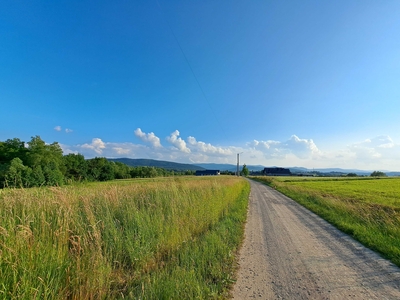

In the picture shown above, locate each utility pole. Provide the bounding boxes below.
[237,153,239,176]
[237,152,242,176]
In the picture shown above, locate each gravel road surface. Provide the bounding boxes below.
[232,179,400,299]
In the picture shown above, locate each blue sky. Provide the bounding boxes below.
[1,1,400,170]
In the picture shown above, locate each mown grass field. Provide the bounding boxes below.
[252,176,400,267]
[0,176,250,299]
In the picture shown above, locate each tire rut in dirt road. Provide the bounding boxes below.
[232,179,400,299]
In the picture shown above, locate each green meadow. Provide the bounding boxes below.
[252,176,400,267]
[0,176,249,299]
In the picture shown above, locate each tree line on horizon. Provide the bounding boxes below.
[0,136,195,188]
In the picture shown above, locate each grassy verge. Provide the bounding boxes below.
[251,176,400,267]
[0,176,249,299]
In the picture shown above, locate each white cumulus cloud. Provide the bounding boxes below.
[112,147,131,155]
[81,138,106,155]
[249,139,281,150]
[134,128,162,148]
[166,130,191,153]
[65,128,73,133]
[187,136,233,155]
[54,126,62,132]
[249,135,320,159]
[249,139,285,158]
[367,135,394,149]
[347,135,398,162]
[284,135,320,159]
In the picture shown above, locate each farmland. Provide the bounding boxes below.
[0,176,249,299]
[252,176,400,267]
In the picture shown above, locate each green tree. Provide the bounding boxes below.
[0,138,29,187]
[63,153,88,181]
[26,136,47,167]
[30,165,46,187]
[347,173,358,177]
[156,167,167,177]
[0,138,28,165]
[43,161,64,186]
[129,167,140,178]
[112,162,131,179]
[370,171,387,177]
[87,157,115,181]
[4,158,29,188]
[241,164,249,176]
[27,136,64,167]
[0,163,8,187]
[26,136,65,186]
[148,167,158,178]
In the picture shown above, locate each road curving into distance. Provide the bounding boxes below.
[232,179,400,299]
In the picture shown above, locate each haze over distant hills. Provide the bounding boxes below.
[107,159,400,176]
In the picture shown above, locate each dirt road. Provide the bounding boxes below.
[232,179,400,299]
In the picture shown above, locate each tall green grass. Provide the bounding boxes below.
[252,176,400,267]
[0,176,249,299]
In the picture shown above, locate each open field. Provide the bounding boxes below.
[0,176,249,299]
[251,176,400,267]
[274,176,400,207]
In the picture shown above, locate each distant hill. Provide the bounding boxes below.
[108,158,205,171]
[289,167,368,176]
[289,167,400,176]
[194,163,266,172]
[193,163,235,171]
[315,168,371,175]
[387,172,400,177]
